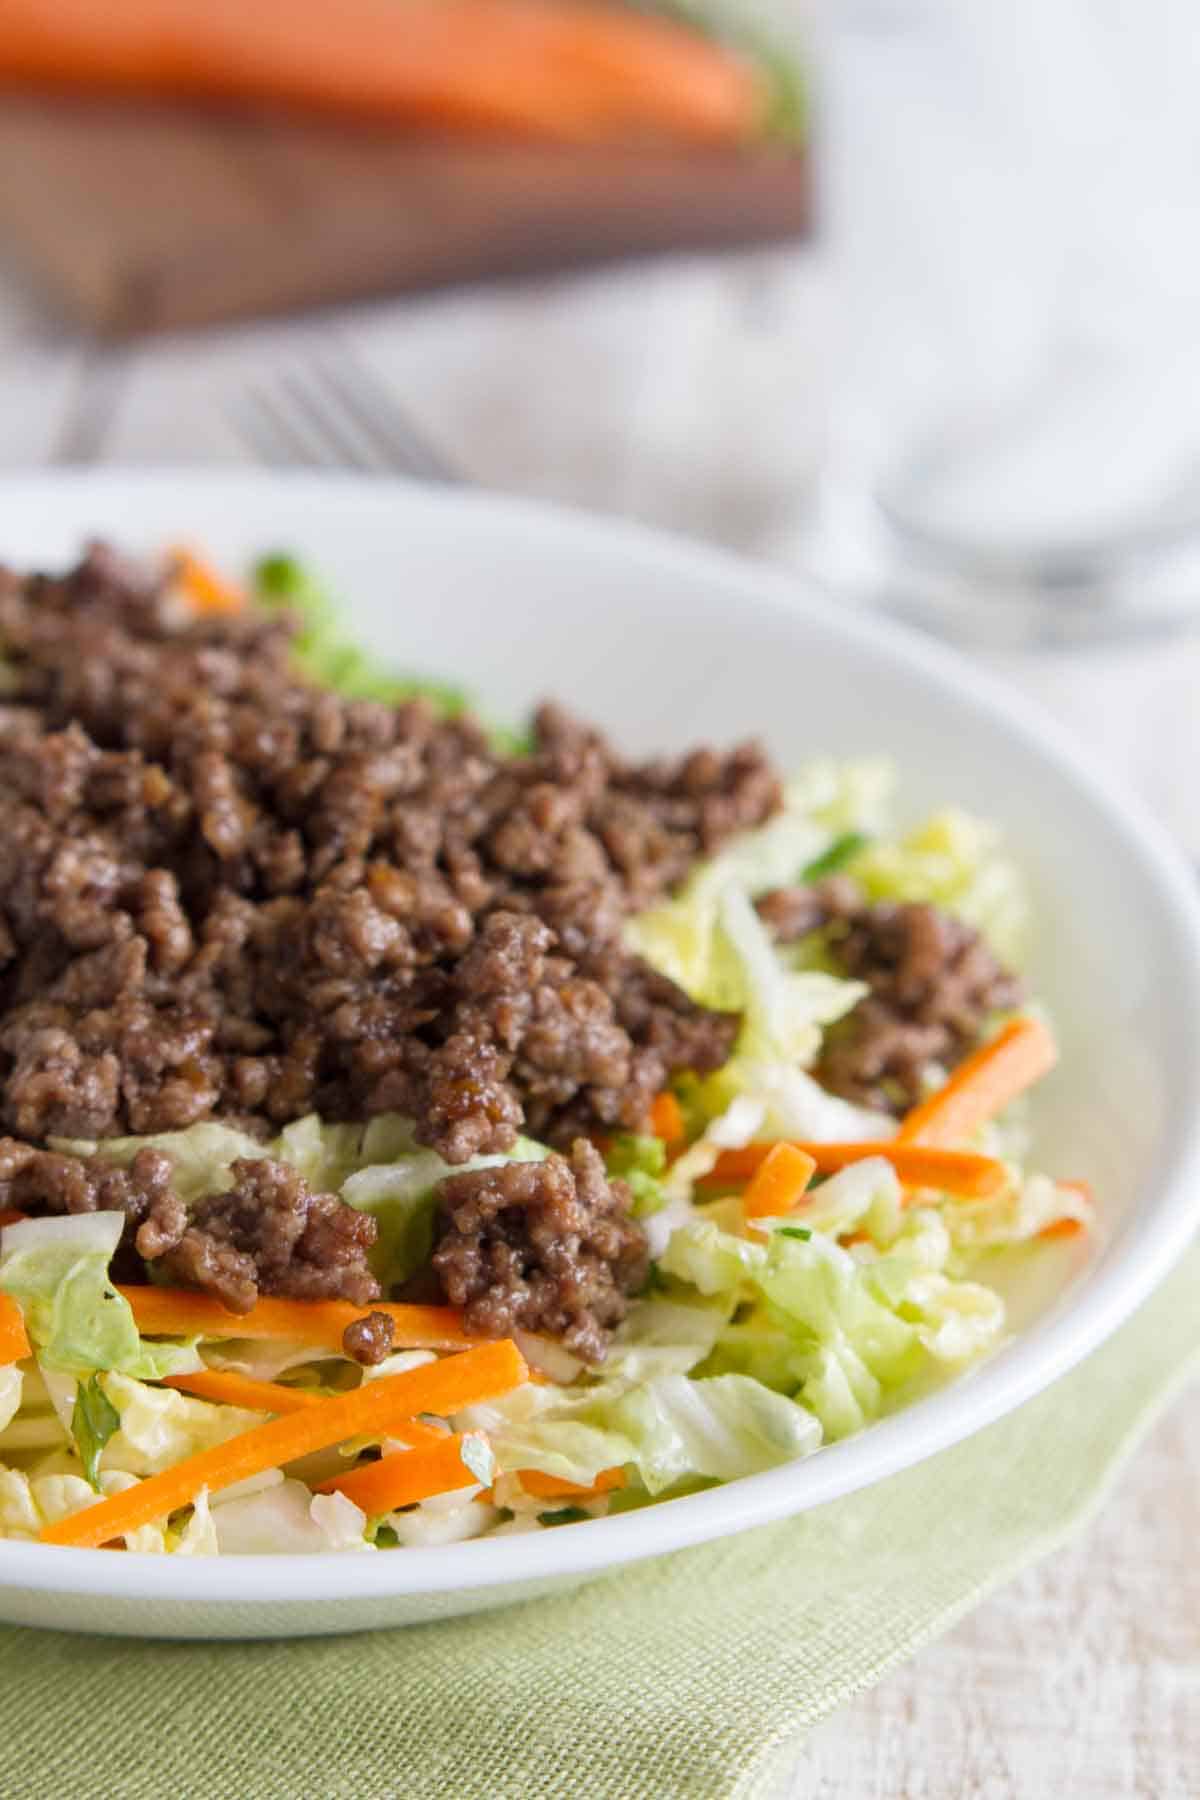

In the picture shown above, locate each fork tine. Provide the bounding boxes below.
[229,350,464,483]
[274,372,379,471]
[306,350,462,484]
[231,381,345,470]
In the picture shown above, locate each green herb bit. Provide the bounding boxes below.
[71,1374,121,1492]
[539,1506,591,1528]
[777,1225,813,1242]
[800,831,870,883]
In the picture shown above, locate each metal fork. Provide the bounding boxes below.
[230,344,464,484]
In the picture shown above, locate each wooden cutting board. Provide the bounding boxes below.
[0,95,809,338]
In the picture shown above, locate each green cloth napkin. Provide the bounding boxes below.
[4,1243,1197,1800]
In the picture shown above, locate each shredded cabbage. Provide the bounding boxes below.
[656,1177,1008,1441]
[849,808,1030,964]
[0,1215,199,1380]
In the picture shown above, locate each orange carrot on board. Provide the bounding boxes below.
[896,1017,1058,1149]
[741,1142,817,1226]
[703,1141,1010,1200]
[171,547,245,615]
[0,0,761,146]
[118,1287,472,1353]
[0,1295,30,1366]
[39,1340,526,1549]
[315,1433,485,1513]
[649,1091,685,1148]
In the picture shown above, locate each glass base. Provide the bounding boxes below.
[795,484,1200,651]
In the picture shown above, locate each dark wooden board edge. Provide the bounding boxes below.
[0,97,810,337]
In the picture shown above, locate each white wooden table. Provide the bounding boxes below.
[2,244,1197,1795]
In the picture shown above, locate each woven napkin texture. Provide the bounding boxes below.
[2,1241,1196,1800]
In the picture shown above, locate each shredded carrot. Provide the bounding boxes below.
[649,1091,685,1148]
[171,547,245,615]
[1040,1217,1085,1240]
[0,1295,30,1365]
[39,1339,526,1549]
[1039,1180,1093,1240]
[315,1433,485,1513]
[897,1017,1058,1149]
[517,1466,625,1501]
[385,1418,452,1450]
[161,1369,324,1414]
[742,1142,817,1225]
[118,1287,472,1353]
[162,1373,445,1449]
[704,1141,1009,1200]
[0,1209,27,1228]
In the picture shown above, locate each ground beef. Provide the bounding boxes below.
[155,1158,380,1314]
[0,544,779,1351]
[0,546,775,1163]
[431,1138,648,1363]
[342,1310,396,1366]
[0,1136,378,1310]
[757,879,1023,1112]
[0,1138,187,1266]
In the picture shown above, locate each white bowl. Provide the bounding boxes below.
[1,468,1198,1640]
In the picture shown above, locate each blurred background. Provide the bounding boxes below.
[0,0,1197,848]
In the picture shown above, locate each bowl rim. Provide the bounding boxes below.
[2,464,1200,1610]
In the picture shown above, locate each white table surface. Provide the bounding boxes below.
[1,244,1197,1796]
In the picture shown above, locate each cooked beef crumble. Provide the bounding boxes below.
[0,545,779,1345]
[0,1135,380,1313]
[341,1309,396,1367]
[757,878,1022,1112]
[432,1138,647,1364]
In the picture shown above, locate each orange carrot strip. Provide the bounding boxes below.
[171,547,245,615]
[517,1466,625,1500]
[161,1370,324,1414]
[0,1295,30,1365]
[1039,1180,1093,1241]
[649,1091,685,1147]
[162,1372,457,1441]
[0,0,760,147]
[39,1340,526,1549]
[897,1018,1058,1149]
[315,1434,485,1512]
[704,1141,1009,1199]
[742,1143,817,1225]
[385,1418,452,1450]
[118,1287,471,1352]
[1040,1218,1086,1241]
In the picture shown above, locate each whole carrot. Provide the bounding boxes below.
[0,0,762,146]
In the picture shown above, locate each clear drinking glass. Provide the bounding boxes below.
[800,0,1200,645]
